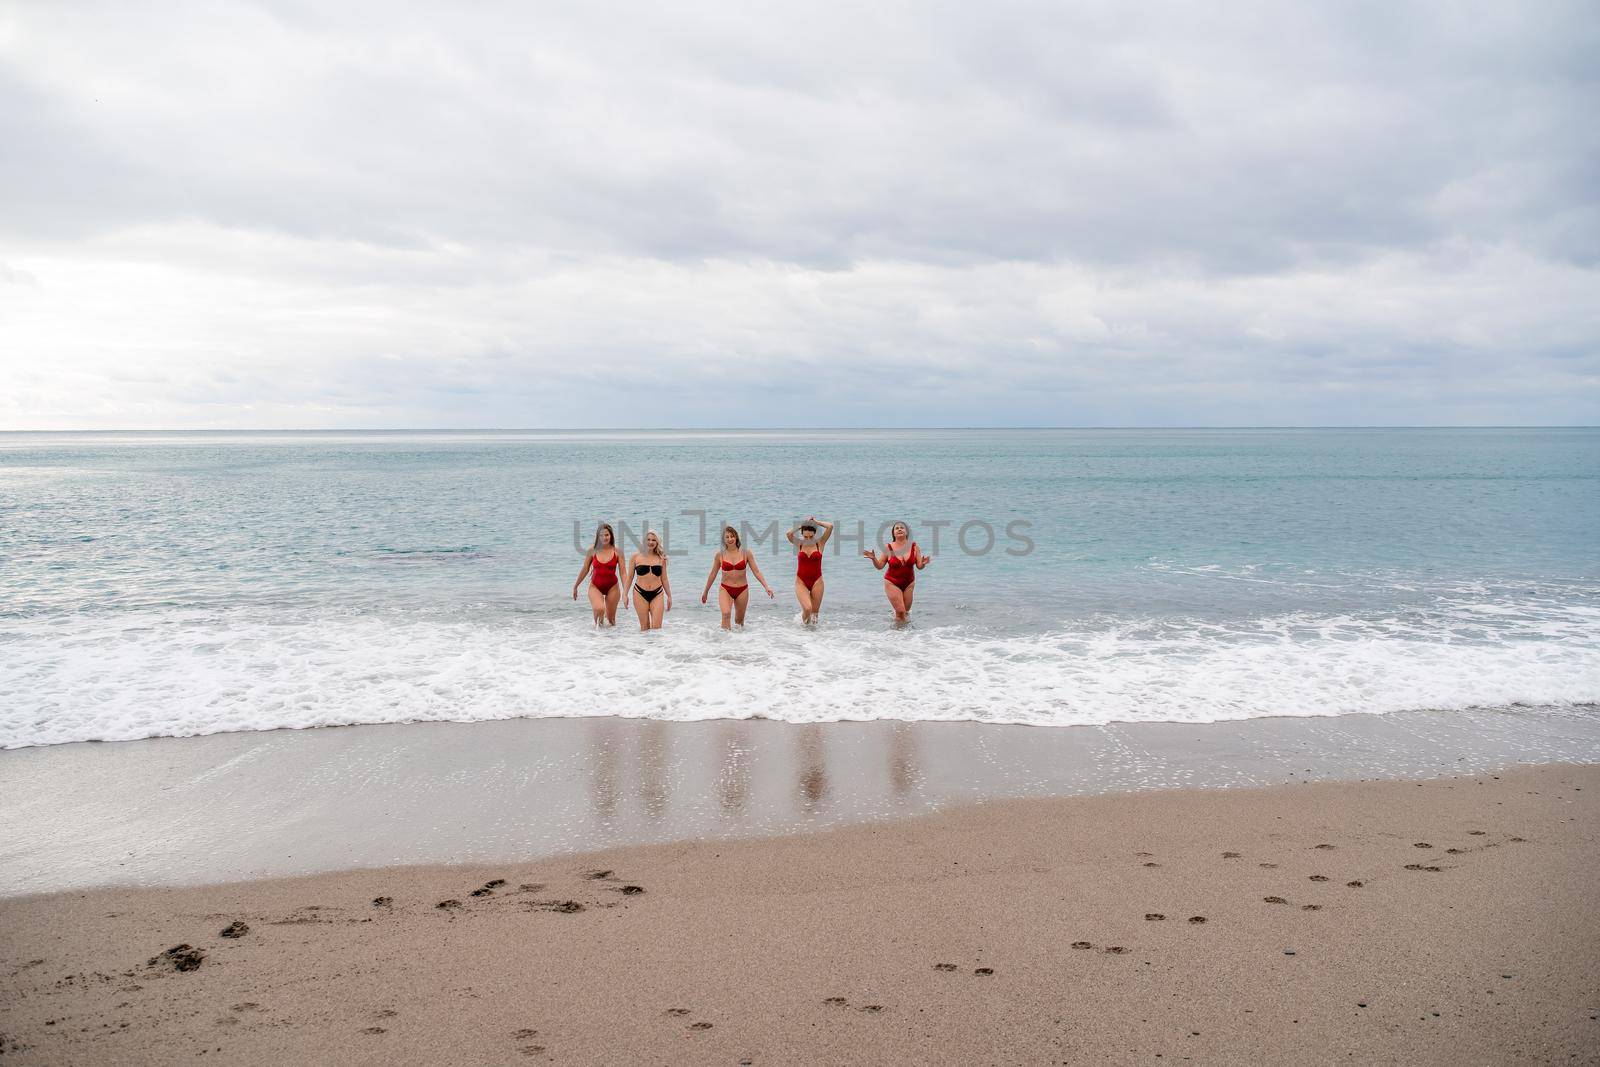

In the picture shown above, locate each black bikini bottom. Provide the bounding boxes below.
[637,586,663,604]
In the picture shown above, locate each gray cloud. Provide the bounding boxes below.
[0,0,1596,428]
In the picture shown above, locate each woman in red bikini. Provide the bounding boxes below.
[786,516,834,624]
[700,525,775,629]
[863,521,930,622]
[571,522,623,626]
[622,529,671,631]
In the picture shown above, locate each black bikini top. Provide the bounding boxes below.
[636,563,662,576]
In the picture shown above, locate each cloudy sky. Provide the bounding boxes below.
[1,1,1596,429]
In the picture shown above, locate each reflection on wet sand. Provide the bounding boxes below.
[588,719,620,820]
[797,725,828,812]
[717,724,750,816]
[639,719,668,820]
[889,722,920,797]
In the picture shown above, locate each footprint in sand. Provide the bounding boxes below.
[518,884,544,893]
[436,900,463,910]
[1414,843,1433,849]
[1263,896,1289,904]
[1145,913,1166,921]
[587,869,614,880]
[372,897,392,908]
[1468,830,1486,836]
[690,1022,713,1031]
[1188,916,1207,924]
[1308,875,1329,883]
[617,885,645,895]
[219,921,249,938]
[823,997,848,1006]
[974,967,995,976]
[513,1028,538,1039]
[934,963,957,971]
[860,1004,885,1013]
[1142,862,1161,868]
[1509,837,1526,843]
[540,901,584,913]
[665,1009,690,1017]
[484,879,506,889]
[1403,864,1442,872]
[1104,946,1129,955]
[1301,904,1322,911]
[360,1027,386,1035]
[470,888,494,897]
[1071,941,1094,949]
[1258,863,1278,869]
[1314,844,1335,850]
[1222,852,1241,859]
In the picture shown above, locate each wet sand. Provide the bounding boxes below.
[2,762,1597,1064]
[5,706,1600,895]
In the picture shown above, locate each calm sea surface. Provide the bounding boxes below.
[2,428,1596,747]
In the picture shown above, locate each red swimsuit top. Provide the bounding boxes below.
[720,555,747,573]
[884,543,917,587]
[591,552,619,585]
[797,547,822,584]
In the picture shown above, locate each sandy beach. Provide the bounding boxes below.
[2,760,1595,1064]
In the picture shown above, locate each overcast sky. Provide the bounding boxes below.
[1,1,1596,429]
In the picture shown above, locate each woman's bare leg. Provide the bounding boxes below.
[732,587,750,626]
[794,578,815,623]
[884,581,909,622]
[648,595,665,629]
[718,587,734,630]
[587,585,606,625]
[604,586,620,625]
[633,593,651,631]
[810,577,825,617]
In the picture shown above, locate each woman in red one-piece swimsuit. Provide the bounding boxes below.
[572,522,623,626]
[863,521,931,623]
[786,516,834,624]
[700,525,775,629]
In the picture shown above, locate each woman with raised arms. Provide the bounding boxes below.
[571,522,623,626]
[623,530,672,631]
[786,516,834,624]
[863,520,931,622]
[701,525,774,629]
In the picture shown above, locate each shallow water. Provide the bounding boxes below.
[2,428,1597,747]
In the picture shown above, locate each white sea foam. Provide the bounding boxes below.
[3,604,1599,748]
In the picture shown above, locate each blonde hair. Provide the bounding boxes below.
[643,530,666,559]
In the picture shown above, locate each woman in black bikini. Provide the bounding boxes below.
[700,525,774,629]
[572,522,623,626]
[623,530,671,631]
[863,520,930,622]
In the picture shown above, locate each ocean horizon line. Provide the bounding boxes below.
[2,424,1596,435]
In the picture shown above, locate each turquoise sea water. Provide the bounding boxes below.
[1,428,1597,747]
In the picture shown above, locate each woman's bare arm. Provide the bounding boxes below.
[572,551,593,598]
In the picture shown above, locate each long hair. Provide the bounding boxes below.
[593,523,616,552]
[722,525,741,549]
[643,529,666,560]
[890,520,909,542]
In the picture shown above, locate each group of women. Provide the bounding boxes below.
[571,518,932,630]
